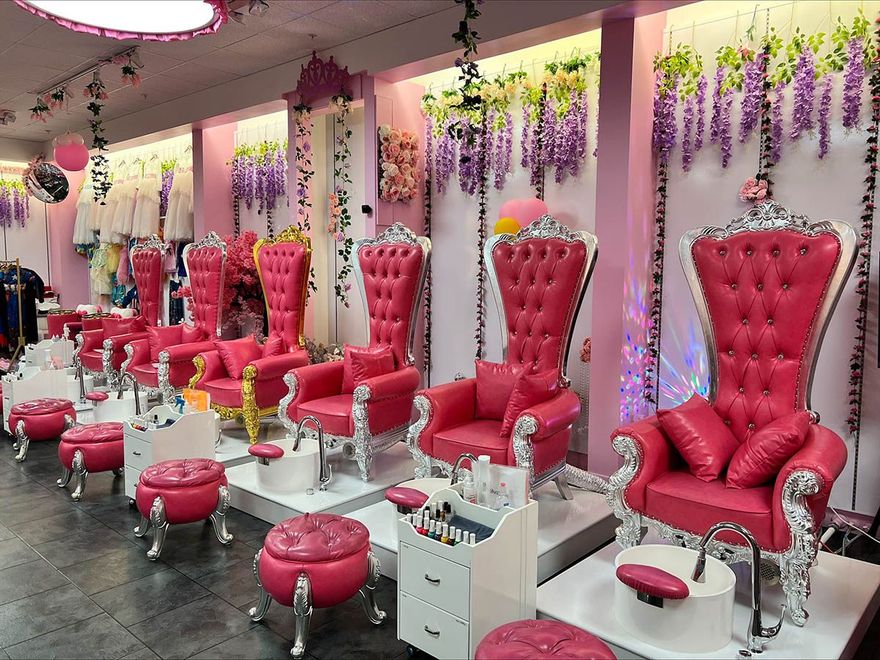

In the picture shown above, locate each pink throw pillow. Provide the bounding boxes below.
[147,325,182,362]
[214,336,263,379]
[262,334,284,358]
[500,369,559,436]
[726,412,811,489]
[656,394,740,482]
[342,345,395,393]
[181,324,205,343]
[349,347,395,389]
[475,360,525,421]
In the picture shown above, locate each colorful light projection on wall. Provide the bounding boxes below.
[620,270,650,423]
[658,319,710,408]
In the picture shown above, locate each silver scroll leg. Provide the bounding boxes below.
[291,572,312,659]
[146,496,169,561]
[57,466,72,488]
[71,449,88,501]
[358,551,387,625]
[208,484,234,545]
[554,473,574,500]
[248,549,272,622]
[133,516,150,538]
[13,420,29,463]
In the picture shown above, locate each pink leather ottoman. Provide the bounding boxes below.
[133,458,233,560]
[476,620,617,659]
[57,422,124,501]
[249,513,386,658]
[8,398,76,463]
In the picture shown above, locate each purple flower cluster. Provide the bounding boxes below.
[652,72,678,163]
[550,91,588,182]
[709,67,725,144]
[230,145,287,213]
[243,154,256,209]
[261,147,287,213]
[160,169,173,217]
[541,97,557,172]
[425,115,434,185]
[493,111,513,190]
[771,82,785,163]
[719,87,734,168]
[520,104,531,170]
[0,186,10,227]
[435,119,457,193]
[694,74,707,152]
[681,95,695,171]
[457,117,484,196]
[789,47,815,140]
[12,187,27,227]
[739,55,765,142]
[842,37,865,129]
[578,90,589,162]
[818,75,833,159]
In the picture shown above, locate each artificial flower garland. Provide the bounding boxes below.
[423,115,434,384]
[378,125,420,203]
[0,180,29,228]
[330,94,354,306]
[474,114,489,360]
[84,72,111,204]
[292,103,317,294]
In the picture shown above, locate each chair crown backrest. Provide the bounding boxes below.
[130,235,166,326]
[681,201,856,441]
[486,215,597,379]
[354,223,431,367]
[254,226,312,350]
[183,232,227,338]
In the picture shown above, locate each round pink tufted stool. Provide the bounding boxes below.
[476,620,617,660]
[57,422,124,501]
[8,398,76,463]
[249,513,386,658]
[385,486,428,513]
[133,458,233,560]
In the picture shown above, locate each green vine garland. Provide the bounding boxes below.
[293,103,317,294]
[330,94,354,306]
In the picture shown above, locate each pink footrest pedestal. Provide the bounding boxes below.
[8,397,76,463]
[476,620,617,660]
[248,513,386,659]
[57,421,124,501]
[133,458,233,561]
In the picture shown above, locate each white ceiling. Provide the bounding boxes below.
[0,0,454,143]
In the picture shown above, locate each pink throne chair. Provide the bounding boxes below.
[279,223,430,482]
[408,216,597,498]
[190,226,311,444]
[123,232,226,402]
[607,200,856,626]
[75,235,164,388]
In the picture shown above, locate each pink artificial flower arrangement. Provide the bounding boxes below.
[580,337,592,363]
[739,177,769,203]
[221,231,265,334]
[327,192,341,233]
[378,124,420,203]
[170,284,194,313]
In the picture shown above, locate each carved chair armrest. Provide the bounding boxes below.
[249,350,310,381]
[192,350,228,386]
[360,366,421,402]
[515,389,580,442]
[80,329,104,353]
[418,378,477,433]
[163,341,216,364]
[610,416,675,513]
[124,338,150,369]
[105,331,149,352]
[287,361,345,406]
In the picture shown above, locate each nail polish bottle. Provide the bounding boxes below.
[448,526,456,545]
[469,532,476,545]
[440,523,449,544]
[454,529,462,545]
[428,520,436,540]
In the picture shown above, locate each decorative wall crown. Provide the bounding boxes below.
[295,51,352,106]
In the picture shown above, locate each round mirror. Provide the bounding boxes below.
[26,162,69,203]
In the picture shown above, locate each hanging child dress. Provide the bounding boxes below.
[131,155,161,238]
[110,160,139,241]
[164,163,194,242]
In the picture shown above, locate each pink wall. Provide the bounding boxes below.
[588,14,665,476]
[193,124,235,239]
[47,168,90,307]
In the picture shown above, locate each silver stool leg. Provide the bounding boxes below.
[248,549,272,622]
[71,450,89,501]
[146,496,169,561]
[290,573,312,659]
[57,466,72,488]
[13,420,29,463]
[208,485,234,545]
[358,551,387,625]
[133,515,150,537]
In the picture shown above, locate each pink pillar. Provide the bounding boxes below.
[193,124,235,239]
[47,168,90,307]
[588,14,665,476]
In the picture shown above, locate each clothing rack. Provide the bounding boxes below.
[0,259,24,365]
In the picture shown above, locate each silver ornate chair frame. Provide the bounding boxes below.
[606,200,857,626]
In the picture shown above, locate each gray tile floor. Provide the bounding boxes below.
[0,437,407,660]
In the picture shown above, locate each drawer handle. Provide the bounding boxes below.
[424,574,440,586]
[424,626,440,638]
[132,451,141,456]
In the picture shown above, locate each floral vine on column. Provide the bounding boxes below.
[292,103,317,294]
[423,115,434,384]
[84,72,111,203]
[330,94,354,306]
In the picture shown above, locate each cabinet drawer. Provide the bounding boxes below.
[398,592,469,660]
[125,437,152,471]
[124,466,141,500]
[399,542,469,620]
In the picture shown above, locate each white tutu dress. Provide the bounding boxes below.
[110,160,139,240]
[164,169,194,242]
[73,176,95,245]
[131,156,161,238]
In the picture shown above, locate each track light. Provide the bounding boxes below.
[248,0,269,16]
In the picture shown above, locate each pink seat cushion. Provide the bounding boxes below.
[202,377,243,408]
[264,513,370,562]
[139,458,225,489]
[129,362,160,388]
[10,398,74,416]
[656,394,740,482]
[432,419,509,466]
[726,411,811,489]
[85,391,109,402]
[644,470,777,550]
[249,444,284,459]
[61,422,123,444]
[476,620,616,659]
[616,564,689,600]
[385,486,429,509]
[295,394,354,437]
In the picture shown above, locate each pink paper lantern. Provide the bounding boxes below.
[54,142,89,172]
[498,197,549,225]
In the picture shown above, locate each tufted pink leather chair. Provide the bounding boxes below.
[191,226,311,444]
[280,223,431,482]
[408,215,596,498]
[124,232,226,402]
[75,236,164,388]
[607,201,856,627]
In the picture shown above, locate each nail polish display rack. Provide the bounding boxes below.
[397,485,537,659]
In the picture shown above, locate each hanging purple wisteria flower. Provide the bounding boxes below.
[541,97,557,171]
[160,169,174,217]
[0,187,10,228]
[493,112,513,190]
[739,55,765,142]
[577,89,589,164]
[652,74,678,163]
[13,187,27,226]
[520,103,531,171]
[709,67,725,144]
[842,37,865,129]
[694,75,707,152]
[770,82,785,164]
[789,46,816,140]
[818,75,833,159]
[243,153,256,209]
[681,95,695,171]
[719,86,734,168]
